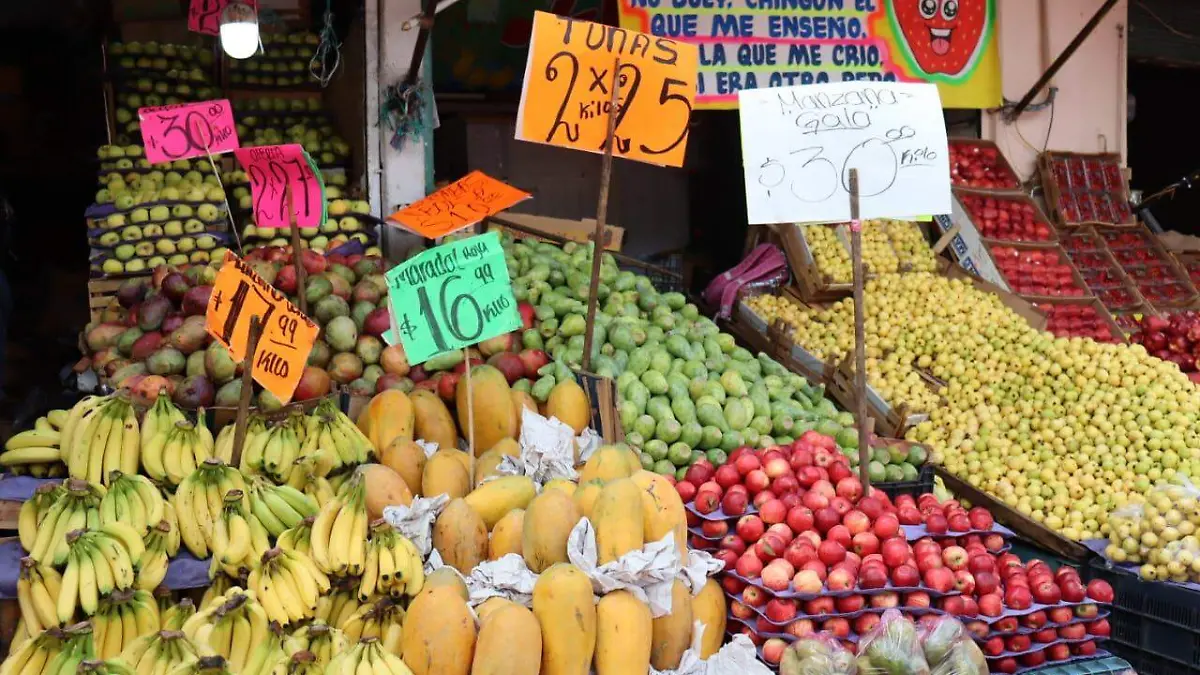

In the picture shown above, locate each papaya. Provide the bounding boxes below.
[545,379,590,434]
[650,579,692,670]
[522,489,581,573]
[621,446,643,474]
[629,469,687,554]
[359,464,413,519]
[410,389,460,451]
[532,564,596,675]
[475,439,520,486]
[422,567,468,600]
[464,475,536,529]
[578,446,635,484]
[691,578,727,658]
[443,447,473,476]
[400,586,476,675]
[379,437,426,496]
[592,478,645,564]
[594,590,652,675]
[489,509,524,560]
[511,390,538,435]
[471,602,542,675]
[432,498,488,573]
[573,480,605,520]
[422,449,471,499]
[543,478,576,497]
[456,365,517,457]
[475,596,516,621]
[356,389,414,452]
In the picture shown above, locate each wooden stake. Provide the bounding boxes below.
[581,57,622,373]
[288,185,308,315]
[230,316,262,469]
[848,169,871,488]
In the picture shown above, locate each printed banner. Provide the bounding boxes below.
[618,0,1001,109]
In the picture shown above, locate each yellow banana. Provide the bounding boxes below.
[5,428,61,451]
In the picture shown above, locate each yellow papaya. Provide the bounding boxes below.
[691,578,726,659]
[595,590,652,674]
[511,390,538,435]
[432,498,488,574]
[456,365,517,457]
[573,480,605,520]
[422,449,471,499]
[543,478,576,497]
[421,567,469,601]
[360,464,413,519]
[471,603,542,675]
[400,586,476,675]
[651,580,693,670]
[475,596,516,622]
[592,478,645,564]
[356,390,415,452]
[578,446,635,484]
[379,437,426,497]
[489,508,524,560]
[410,389,460,451]
[532,564,596,675]
[522,489,581,573]
[545,380,590,434]
[629,469,687,555]
[464,475,536,529]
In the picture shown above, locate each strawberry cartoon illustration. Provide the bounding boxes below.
[889,0,992,80]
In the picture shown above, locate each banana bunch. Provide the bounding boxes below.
[75,658,136,675]
[58,524,146,623]
[276,518,313,557]
[326,638,414,675]
[313,578,370,629]
[19,483,66,552]
[200,575,236,612]
[302,398,373,475]
[158,421,217,487]
[99,471,165,537]
[173,459,249,559]
[12,618,31,652]
[166,655,234,675]
[91,589,161,659]
[66,394,139,486]
[249,548,331,626]
[213,415,265,467]
[282,456,336,508]
[120,630,204,675]
[0,623,94,675]
[309,472,367,575]
[240,420,302,482]
[27,480,105,566]
[210,490,271,578]
[339,598,405,654]
[181,588,270,672]
[140,395,186,477]
[283,623,347,670]
[17,558,63,634]
[161,598,196,632]
[238,628,288,675]
[280,651,322,675]
[136,522,175,591]
[248,477,319,538]
[0,411,68,475]
[45,623,97,675]
[360,521,424,601]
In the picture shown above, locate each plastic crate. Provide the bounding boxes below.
[874,464,934,500]
[1028,656,1134,675]
[1087,557,1200,675]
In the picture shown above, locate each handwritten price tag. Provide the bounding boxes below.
[188,0,228,35]
[390,171,531,239]
[737,82,951,225]
[515,12,698,168]
[139,100,240,165]
[234,145,324,229]
[384,232,521,365]
[205,251,319,404]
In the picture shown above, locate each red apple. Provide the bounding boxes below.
[978,593,1003,617]
[822,617,850,638]
[764,597,798,623]
[1033,628,1058,644]
[1007,635,1031,652]
[1086,579,1114,603]
[786,506,815,534]
[1023,611,1047,629]
[984,637,1005,656]
[1032,578,1062,605]
[1021,650,1046,668]
[826,566,855,591]
[891,564,920,587]
[941,546,968,570]
[940,596,965,615]
[792,569,823,594]
[881,538,912,568]
[1005,585,1033,610]
[1075,603,1099,619]
[995,617,1018,633]
[1088,619,1111,637]
[853,612,881,635]
[904,592,931,608]
[968,506,994,530]
[1061,581,1086,603]
[764,457,791,479]
[1073,641,1097,657]
[735,553,763,579]
[898,506,923,525]
[786,618,815,638]
[953,570,975,595]
[730,601,754,620]
[721,490,749,517]
[804,596,834,615]
[801,560,827,581]
[872,513,900,541]
[996,658,1018,674]
[851,532,880,557]
[742,585,767,607]
[735,515,765,543]
[1047,644,1071,661]
[983,533,1005,552]
[1058,623,1086,640]
[761,559,794,591]
[713,464,740,489]
[761,637,788,665]
[859,564,888,590]
[835,477,863,502]
[923,567,955,594]
[843,510,871,535]
[818,540,847,566]
[835,594,865,613]
[694,488,721,515]
[1048,607,1073,623]
[735,453,761,476]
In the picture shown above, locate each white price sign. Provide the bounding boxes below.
[737,82,952,225]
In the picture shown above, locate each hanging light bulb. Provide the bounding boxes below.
[220,1,260,60]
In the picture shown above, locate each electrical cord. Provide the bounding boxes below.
[310,0,342,87]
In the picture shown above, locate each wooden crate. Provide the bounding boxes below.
[947,138,1023,193]
[983,240,1095,304]
[88,277,130,323]
[1039,151,1136,228]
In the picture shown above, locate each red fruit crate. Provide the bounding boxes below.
[986,242,1092,302]
[1030,300,1126,344]
[948,139,1022,192]
[955,189,1058,244]
[1060,227,1106,254]
[1039,151,1135,228]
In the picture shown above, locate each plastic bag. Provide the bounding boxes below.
[854,609,930,675]
[918,615,987,675]
[1106,478,1200,583]
[780,634,856,675]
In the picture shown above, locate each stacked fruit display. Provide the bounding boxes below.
[987,245,1088,298]
[801,220,938,284]
[1104,478,1200,582]
[106,42,219,146]
[1034,304,1121,343]
[226,32,320,89]
[237,196,378,255]
[1043,153,1135,226]
[743,270,1200,544]
[1128,313,1200,373]
[957,193,1055,243]
[949,141,1020,190]
[0,410,70,477]
[228,97,353,169]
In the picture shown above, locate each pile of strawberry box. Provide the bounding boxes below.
[956,191,1056,243]
[949,140,1021,191]
[1040,152,1135,227]
[1102,228,1199,309]
[987,244,1089,299]
[1035,303,1124,343]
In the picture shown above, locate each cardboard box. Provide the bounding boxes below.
[490,212,624,251]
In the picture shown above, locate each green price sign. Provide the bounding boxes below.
[384,231,522,365]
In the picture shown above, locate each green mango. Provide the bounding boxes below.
[559,313,586,337]
[649,349,672,374]
[679,422,702,448]
[612,349,629,372]
[717,333,737,353]
[627,347,651,376]
[625,381,650,414]
[697,401,729,433]
[749,386,772,418]
[655,418,682,444]
[539,317,559,338]
[522,329,544,350]
[666,374,691,401]
[531,375,556,402]
[609,325,636,352]
[665,334,691,359]
[647,326,665,343]
[667,443,693,467]
[682,360,708,381]
[616,371,638,394]
[699,426,723,450]
[751,415,773,435]
[671,397,697,425]
[724,398,751,431]
[634,414,657,438]
[731,347,754,362]
[644,439,669,462]
[424,350,464,372]
[703,337,723,360]
[702,381,728,403]
[720,370,748,397]
[625,431,645,448]
[742,428,761,447]
[641,370,669,395]
[772,414,796,437]
[680,303,700,321]
[647,396,675,422]
[619,401,639,430]
[720,429,744,452]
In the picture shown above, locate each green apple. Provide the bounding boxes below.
[269,237,288,247]
[233,186,249,200]
[121,225,143,241]
[101,259,125,274]
[130,208,149,224]
[351,233,369,244]
[167,254,188,266]
[114,244,136,261]
[310,235,329,250]
[176,237,196,253]
[124,145,142,158]
[115,158,134,170]
[319,219,338,235]
[365,246,382,257]
[146,171,164,183]
[238,195,252,210]
[331,234,348,245]
[197,236,216,251]
[328,200,348,217]
[160,220,183,237]
[351,201,370,214]
[300,227,318,237]
[242,225,259,240]
[339,217,360,233]
[149,205,170,221]
[134,241,155,257]
[96,189,111,203]
[172,160,190,171]
[125,259,147,273]
[114,196,137,213]
[105,213,126,228]
[147,256,166,268]
[202,175,220,188]
[183,219,204,234]
[160,187,181,201]
[155,238,176,255]
[197,204,220,222]
[185,188,206,203]
[189,251,210,264]
[98,232,120,247]
[172,204,194,219]
[184,171,203,185]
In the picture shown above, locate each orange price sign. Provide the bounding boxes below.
[389,171,531,239]
[205,251,319,404]
[516,11,698,168]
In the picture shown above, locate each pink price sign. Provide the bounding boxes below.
[139,100,240,165]
[234,144,323,229]
[188,0,227,35]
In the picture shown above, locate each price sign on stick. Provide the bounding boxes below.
[188,0,228,35]
[737,82,951,225]
[390,171,531,239]
[384,232,522,365]
[139,100,240,165]
[234,145,325,229]
[205,251,319,404]
[515,11,699,168]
